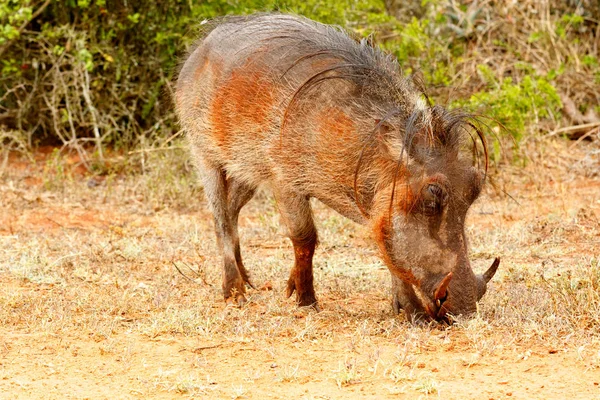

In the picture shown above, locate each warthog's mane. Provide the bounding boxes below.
[236,14,489,217]
[186,13,489,218]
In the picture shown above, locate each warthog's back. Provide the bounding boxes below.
[176,14,422,217]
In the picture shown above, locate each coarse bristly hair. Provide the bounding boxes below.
[175,13,494,313]
[216,14,490,218]
[178,12,490,220]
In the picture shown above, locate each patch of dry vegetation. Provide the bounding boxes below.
[1,1,599,398]
[2,0,599,162]
[0,137,599,398]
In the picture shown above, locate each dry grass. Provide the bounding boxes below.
[0,137,599,398]
[2,2,599,397]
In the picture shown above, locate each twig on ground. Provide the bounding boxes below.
[547,122,600,137]
[569,128,600,149]
[173,261,212,286]
[127,146,184,155]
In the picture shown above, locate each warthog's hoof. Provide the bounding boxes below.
[286,279,320,311]
[223,275,250,308]
[392,294,403,315]
[225,293,247,307]
[299,301,321,312]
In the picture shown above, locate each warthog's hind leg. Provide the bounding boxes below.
[200,161,255,306]
[227,177,256,290]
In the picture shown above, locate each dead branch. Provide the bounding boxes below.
[81,68,103,160]
[548,122,600,137]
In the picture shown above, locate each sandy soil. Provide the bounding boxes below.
[1,139,599,399]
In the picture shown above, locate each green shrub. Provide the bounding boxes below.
[0,0,388,151]
[460,64,562,141]
[0,0,598,160]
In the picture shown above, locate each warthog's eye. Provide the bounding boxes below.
[421,183,447,216]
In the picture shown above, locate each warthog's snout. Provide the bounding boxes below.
[392,258,501,323]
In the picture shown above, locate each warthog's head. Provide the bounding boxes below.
[369,106,500,323]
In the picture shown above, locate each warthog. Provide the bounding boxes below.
[175,13,500,322]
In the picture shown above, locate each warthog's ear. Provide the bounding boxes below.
[433,271,453,307]
[466,167,484,203]
[374,119,402,159]
[374,117,436,163]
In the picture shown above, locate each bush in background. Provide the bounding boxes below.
[0,0,598,162]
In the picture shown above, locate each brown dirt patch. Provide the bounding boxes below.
[1,139,599,399]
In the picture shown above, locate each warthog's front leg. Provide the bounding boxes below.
[274,189,319,310]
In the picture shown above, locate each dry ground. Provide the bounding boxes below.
[0,138,599,399]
